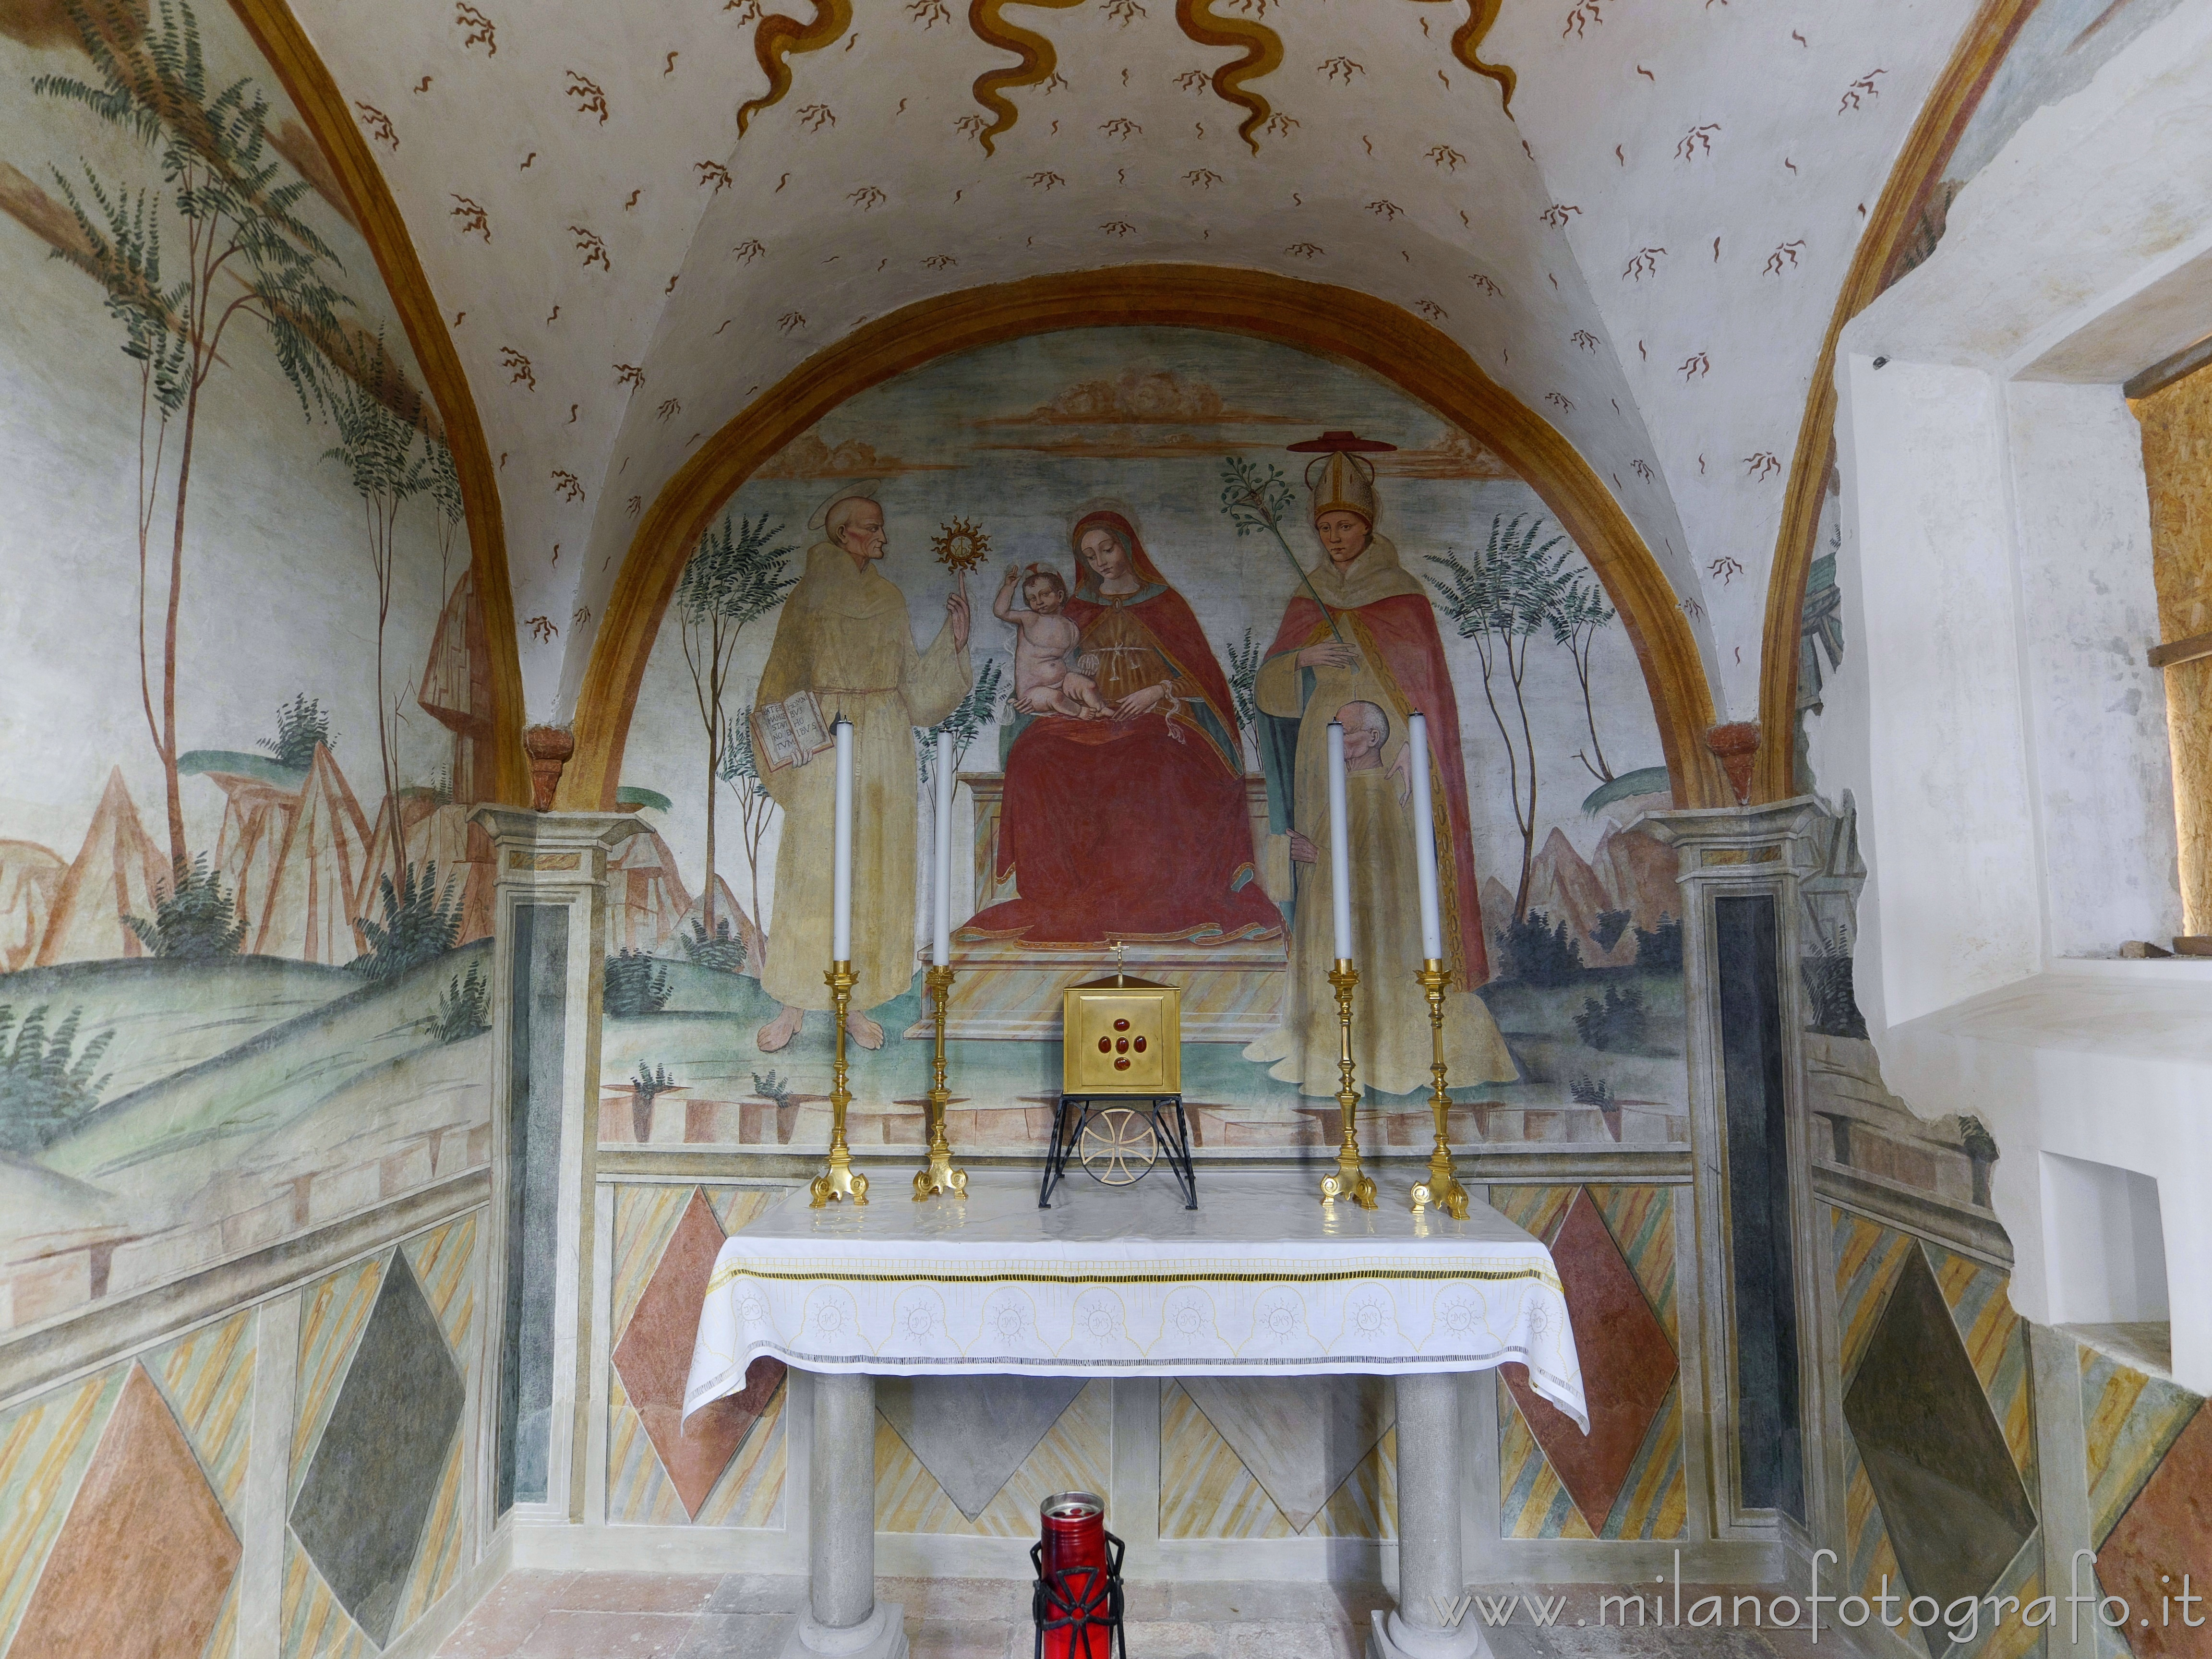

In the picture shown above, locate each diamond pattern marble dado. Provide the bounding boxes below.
[8,1364,239,1659]
[290,1248,466,1647]
[612,1188,785,1518]
[2096,1402,2212,1659]
[877,1376,1089,1521]
[1504,1188,1677,1534]
[1181,1375,1393,1533]
[1843,1243,2036,1615]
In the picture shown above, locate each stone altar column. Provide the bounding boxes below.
[1370,1372,1486,1659]
[784,1371,907,1659]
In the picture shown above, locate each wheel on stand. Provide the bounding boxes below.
[1079,1106,1159,1186]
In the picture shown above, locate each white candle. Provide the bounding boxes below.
[1407,711,1444,962]
[1327,720,1354,963]
[831,718,854,961]
[933,729,954,965]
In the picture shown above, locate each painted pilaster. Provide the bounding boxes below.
[1110,1376,1162,1580]
[1637,799,1828,1557]
[238,1293,301,1659]
[2031,1321,2100,1659]
[471,807,641,1533]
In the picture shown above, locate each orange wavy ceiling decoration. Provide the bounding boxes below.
[735,0,854,136]
[1172,0,1283,155]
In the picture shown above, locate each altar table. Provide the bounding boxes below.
[685,1170,1587,1659]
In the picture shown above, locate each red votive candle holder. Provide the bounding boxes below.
[1039,1491,1109,1659]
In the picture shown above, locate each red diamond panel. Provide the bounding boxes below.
[1505,1187,1677,1533]
[10,1364,239,1659]
[2098,1402,2212,1659]
[612,1189,783,1519]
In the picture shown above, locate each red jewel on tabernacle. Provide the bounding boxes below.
[1114,1057,1130,1070]
[1114,1019,1129,1031]
[1134,1036,1146,1052]
[1097,1037,1110,1053]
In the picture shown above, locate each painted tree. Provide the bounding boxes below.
[36,0,350,867]
[676,512,797,940]
[1426,514,1572,921]
[916,657,1002,785]
[1549,565,1619,783]
[320,331,430,836]
[426,431,464,602]
[716,717,778,967]
[914,659,1003,950]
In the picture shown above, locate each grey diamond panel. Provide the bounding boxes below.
[1181,1375,1393,1533]
[291,1249,467,1646]
[1842,1243,2036,1617]
[877,1375,1088,1521]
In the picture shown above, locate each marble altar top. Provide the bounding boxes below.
[685,1170,1587,1429]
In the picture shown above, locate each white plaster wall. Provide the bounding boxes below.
[1845,1,2212,381]
[1830,353,2041,1034]
[1809,2,2212,1380]
[2004,381,2180,957]
[1879,962,2212,1390]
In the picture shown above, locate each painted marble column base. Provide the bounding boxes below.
[1369,1607,1490,1659]
[780,1601,909,1659]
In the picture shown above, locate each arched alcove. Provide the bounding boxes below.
[572,306,1712,1178]
[565,268,1719,816]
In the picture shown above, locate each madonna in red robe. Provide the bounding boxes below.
[959,510,1283,947]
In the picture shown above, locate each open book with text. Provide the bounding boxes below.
[750,689,833,772]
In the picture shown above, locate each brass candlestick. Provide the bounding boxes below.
[810,961,869,1207]
[913,963,968,1201]
[1318,959,1377,1209]
[1407,958,1470,1219]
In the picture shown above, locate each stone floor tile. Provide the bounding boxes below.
[1118,1578,1174,1622]
[511,1609,699,1658]
[1118,1618,1226,1659]
[702,1572,813,1615]
[880,1575,1033,1621]
[553,1572,726,1613]
[902,1616,1025,1659]
[672,1611,798,1659]
[1215,1617,1359,1659]
[1485,1622,1553,1659]
[433,1572,575,1657]
[1171,1580,1377,1623]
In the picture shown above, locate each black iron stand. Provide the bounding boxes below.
[1031,1531,1128,1659]
[1037,1094,1198,1209]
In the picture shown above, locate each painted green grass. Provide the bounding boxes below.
[599,961,1688,1115]
[0,956,359,1097]
[36,941,492,1196]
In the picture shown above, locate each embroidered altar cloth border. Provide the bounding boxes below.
[684,1170,1587,1431]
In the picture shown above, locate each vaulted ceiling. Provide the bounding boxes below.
[285,0,1982,725]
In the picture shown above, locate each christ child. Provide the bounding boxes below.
[996,563,1107,718]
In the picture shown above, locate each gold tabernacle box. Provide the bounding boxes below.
[1062,974,1181,1095]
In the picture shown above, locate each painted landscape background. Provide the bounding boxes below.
[0,0,494,1332]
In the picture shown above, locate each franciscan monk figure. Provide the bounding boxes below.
[754,485,971,1052]
[1243,436,1517,1097]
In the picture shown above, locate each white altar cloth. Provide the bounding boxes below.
[685,1169,1587,1431]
